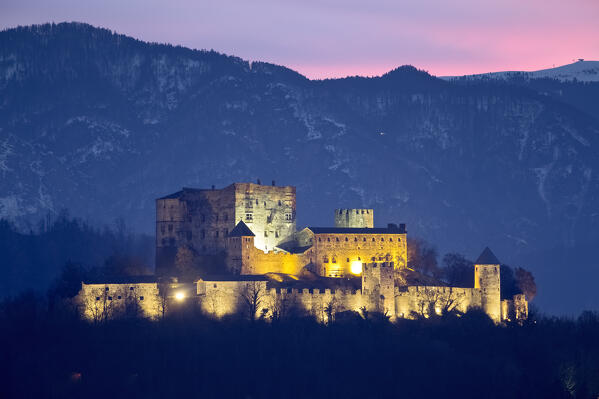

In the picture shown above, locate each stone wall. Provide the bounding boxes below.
[311,231,407,277]
[232,183,296,252]
[334,209,374,228]
[395,286,482,319]
[474,264,502,323]
[78,282,161,321]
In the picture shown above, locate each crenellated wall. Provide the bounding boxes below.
[334,209,374,228]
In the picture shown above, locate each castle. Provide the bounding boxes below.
[78,182,528,323]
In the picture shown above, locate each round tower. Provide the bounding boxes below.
[334,209,374,228]
[474,247,501,323]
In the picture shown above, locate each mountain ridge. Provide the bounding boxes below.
[1,22,598,314]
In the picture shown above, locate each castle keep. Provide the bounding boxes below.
[79,181,528,324]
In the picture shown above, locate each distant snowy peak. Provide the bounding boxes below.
[441,60,599,82]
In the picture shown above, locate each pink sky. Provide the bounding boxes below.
[1,0,598,79]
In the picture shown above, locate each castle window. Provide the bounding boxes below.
[256,199,259,205]
[224,213,228,221]
[105,287,109,292]
[161,238,166,245]
[245,213,253,222]
[345,237,348,242]
[371,257,376,261]
[224,229,228,235]
[336,237,339,242]
[95,297,100,301]
[323,256,329,263]
[318,238,321,242]
[117,296,121,300]
[381,238,384,241]
[390,238,393,242]
[354,237,357,242]
[215,231,219,238]
[215,214,219,222]
[214,284,217,288]
[129,287,134,291]
[362,210,365,214]
[346,258,350,262]
[278,200,282,206]
[285,213,292,221]
[332,258,337,263]
[327,238,330,242]
[108,296,112,301]
[358,257,361,261]
[264,231,268,237]
[168,224,173,232]
[140,296,144,301]
[363,238,366,242]
[372,238,375,242]
[275,231,279,238]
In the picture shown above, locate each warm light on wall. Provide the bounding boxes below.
[174,291,186,301]
[350,260,363,275]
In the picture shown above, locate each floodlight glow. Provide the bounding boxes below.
[174,291,185,301]
[350,261,363,275]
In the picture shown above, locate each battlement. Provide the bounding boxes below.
[334,208,374,228]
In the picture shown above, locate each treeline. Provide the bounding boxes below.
[0,211,154,298]
[407,237,537,300]
[1,292,598,399]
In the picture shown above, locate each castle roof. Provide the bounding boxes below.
[229,221,255,237]
[83,275,157,285]
[475,247,500,265]
[307,225,406,234]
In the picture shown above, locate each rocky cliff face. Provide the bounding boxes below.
[1,23,598,313]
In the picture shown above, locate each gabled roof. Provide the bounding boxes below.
[228,221,255,237]
[475,247,500,265]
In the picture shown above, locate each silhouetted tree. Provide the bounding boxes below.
[441,253,473,286]
[515,267,537,301]
[407,237,440,278]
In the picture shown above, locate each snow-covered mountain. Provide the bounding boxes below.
[1,23,598,314]
[441,60,599,82]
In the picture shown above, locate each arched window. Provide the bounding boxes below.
[336,237,339,242]
[345,237,348,242]
[390,238,393,242]
[323,256,329,263]
[381,237,384,241]
[372,238,375,242]
[327,237,330,242]
[354,237,358,242]
[363,237,366,242]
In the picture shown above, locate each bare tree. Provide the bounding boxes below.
[240,281,267,321]
[413,287,465,318]
[82,285,115,323]
[157,281,171,319]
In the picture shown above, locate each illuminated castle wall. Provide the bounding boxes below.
[156,182,296,274]
[77,182,528,324]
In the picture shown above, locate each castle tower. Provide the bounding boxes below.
[474,247,501,323]
[362,261,395,318]
[334,209,374,228]
[226,221,255,275]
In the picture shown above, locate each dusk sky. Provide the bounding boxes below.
[2,0,599,79]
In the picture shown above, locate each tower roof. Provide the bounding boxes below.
[229,221,255,237]
[475,247,500,265]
